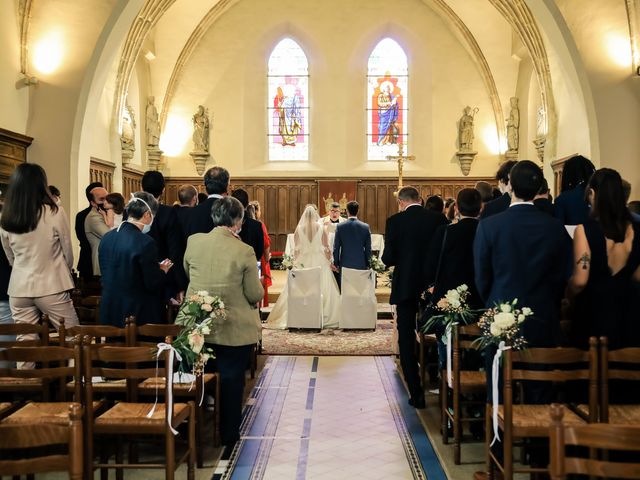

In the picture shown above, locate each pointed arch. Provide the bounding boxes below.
[268,38,309,161]
[367,38,408,161]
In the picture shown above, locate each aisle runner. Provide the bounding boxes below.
[216,356,446,480]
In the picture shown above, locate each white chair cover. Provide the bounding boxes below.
[339,268,377,329]
[287,266,323,329]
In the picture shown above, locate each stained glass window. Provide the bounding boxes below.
[367,38,408,161]
[268,38,309,161]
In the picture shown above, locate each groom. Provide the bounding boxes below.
[332,201,372,289]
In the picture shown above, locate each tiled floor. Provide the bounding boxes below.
[222,356,446,480]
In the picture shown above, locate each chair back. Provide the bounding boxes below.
[0,314,50,348]
[287,267,322,329]
[549,403,640,479]
[452,322,482,378]
[0,341,82,401]
[599,336,640,423]
[339,268,376,329]
[504,338,599,423]
[127,317,183,346]
[60,321,128,347]
[0,403,83,478]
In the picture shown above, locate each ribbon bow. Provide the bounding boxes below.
[147,343,183,435]
[490,341,511,446]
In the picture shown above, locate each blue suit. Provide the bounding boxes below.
[98,222,167,327]
[333,218,372,271]
[480,192,511,220]
[554,184,590,225]
[473,204,568,347]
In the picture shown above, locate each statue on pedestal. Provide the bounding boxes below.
[145,96,160,148]
[456,106,478,176]
[120,102,136,165]
[192,105,210,153]
[506,97,520,154]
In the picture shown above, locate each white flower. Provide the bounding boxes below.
[500,303,512,313]
[490,322,503,336]
[201,325,211,335]
[522,307,532,316]
[218,301,225,309]
[494,312,515,329]
[188,332,205,354]
[196,290,208,297]
[445,289,460,303]
[458,284,468,292]
[201,303,213,312]
[204,295,215,305]
[517,314,525,323]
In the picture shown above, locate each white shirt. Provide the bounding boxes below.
[509,201,534,208]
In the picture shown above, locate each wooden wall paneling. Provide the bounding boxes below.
[122,166,143,200]
[551,153,576,197]
[0,128,32,186]
[89,157,115,193]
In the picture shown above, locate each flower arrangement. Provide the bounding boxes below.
[279,254,303,270]
[474,299,532,351]
[421,284,479,334]
[172,290,226,376]
[369,256,386,274]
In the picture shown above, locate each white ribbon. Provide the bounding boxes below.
[490,341,510,446]
[445,323,453,388]
[185,371,206,407]
[147,343,183,435]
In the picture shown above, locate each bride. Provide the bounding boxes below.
[266,204,341,329]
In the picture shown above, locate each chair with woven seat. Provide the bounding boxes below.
[599,336,640,425]
[128,320,221,466]
[416,330,438,390]
[441,322,486,464]
[549,403,640,479]
[0,403,83,479]
[83,337,195,480]
[487,337,599,480]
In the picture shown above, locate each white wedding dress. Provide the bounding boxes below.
[266,206,341,329]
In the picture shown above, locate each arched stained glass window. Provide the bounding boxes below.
[268,38,309,161]
[367,38,408,160]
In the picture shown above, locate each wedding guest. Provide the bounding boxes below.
[382,186,448,409]
[445,198,457,223]
[0,163,79,348]
[249,200,272,307]
[197,192,208,205]
[332,201,372,289]
[566,169,640,348]
[187,166,229,236]
[425,195,445,214]
[104,192,124,229]
[84,185,110,276]
[480,160,517,219]
[473,161,567,480]
[142,171,187,302]
[554,154,595,225]
[48,185,61,205]
[231,189,264,261]
[99,192,173,327]
[173,184,199,249]
[75,181,103,279]
[178,196,263,446]
[534,177,554,216]
[474,181,493,203]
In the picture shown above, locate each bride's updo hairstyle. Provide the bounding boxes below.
[212,196,244,228]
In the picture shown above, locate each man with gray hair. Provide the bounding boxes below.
[382,186,448,408]
[98,192,173,327]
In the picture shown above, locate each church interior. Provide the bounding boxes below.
[1,0,640,479]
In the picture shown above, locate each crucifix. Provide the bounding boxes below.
[386,142,415,196]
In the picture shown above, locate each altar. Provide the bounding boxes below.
[284,233,385,258]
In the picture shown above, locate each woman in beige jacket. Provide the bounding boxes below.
[179,196,263,446]
[0,163,79,349]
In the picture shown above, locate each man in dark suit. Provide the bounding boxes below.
[382,186,448,408]
[173,184,199,250]
[187,166,229,237]
[230,188,264,261]
[142,171,187,302]
[332,201,372,289]
[534,177,554,216]
[473,161,567,480]
[479,160,517,220]
[99,192,172,327]
[74,181,103,279]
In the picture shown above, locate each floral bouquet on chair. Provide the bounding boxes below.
[369,256,386,274]
[279,254,304,270]
[420,284,480,335]
[473,299,531,352]
[172,291,226,377]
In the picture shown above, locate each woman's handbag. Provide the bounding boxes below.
[418,227,448,332]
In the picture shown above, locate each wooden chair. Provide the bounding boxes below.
[0,342,83,428]
[83,337,195,480]
[0,403,83,479]
[72,293,101,325]
[128,320,221,466]
[416,330,438,390]
[487,338,599,480]
[599,336,640,425]
[441,323,486,464]
[549,403,640,479]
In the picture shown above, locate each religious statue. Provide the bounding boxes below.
[506,97,520,152]
[192,105,210,152]
[377,81,399,145]
[322,192,334,214]
[120,102,136,157]
[458,106,478,151]
[536,105,546,138]
[274,84,302,146]
[338,193,348,214]
[145,96,160,148]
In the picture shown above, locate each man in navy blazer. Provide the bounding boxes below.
[186,166,229,237]
[332,201,372,287]
[479,160,517,220]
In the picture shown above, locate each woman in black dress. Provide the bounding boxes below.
[566,168,640,349]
